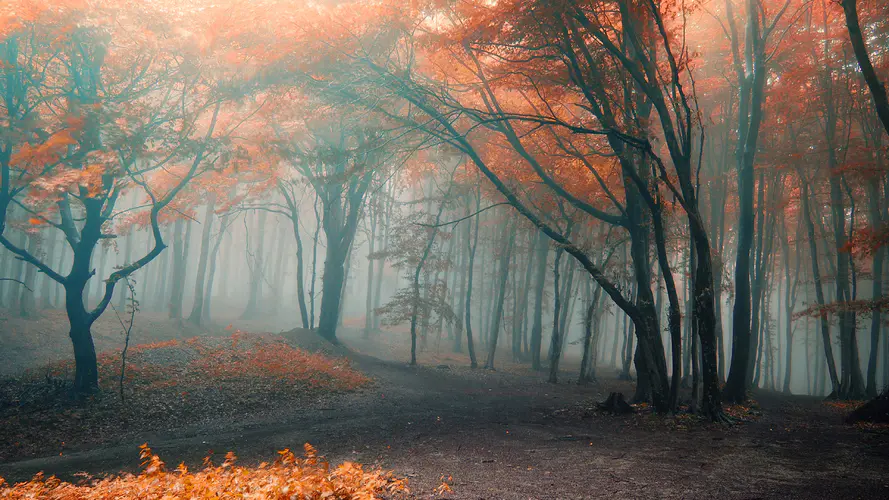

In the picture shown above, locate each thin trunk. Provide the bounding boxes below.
[530,229,549,370]
[548,246,565,383]
[866,183,884,396]
[800,178,841,395]
[41,230,59,309]
[484,219,516,370]
[116,231,133,312]
[310,195,321,329]
[463,184,482,368]
[188,197,216,325]
[18,232,39,317]
[364,204,377,337]
[242,211,267,319]
[202,217,228,323]
[453,202,470,353]
[579,283,604,384]
[409,189,451,365]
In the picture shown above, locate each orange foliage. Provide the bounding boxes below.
[0,443,407,499]
[189,333,371,391]
[40,333,370,393]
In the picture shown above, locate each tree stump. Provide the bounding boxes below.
[846,388,889,424]
[596,392,635,414]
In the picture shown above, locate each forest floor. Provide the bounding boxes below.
[1,309,888,499]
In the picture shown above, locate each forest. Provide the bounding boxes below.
[0,0,887,498]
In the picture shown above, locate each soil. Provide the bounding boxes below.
[1,310,888,499]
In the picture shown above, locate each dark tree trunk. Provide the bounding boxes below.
[7,232,25,310]
[310,196,321,329]
[409,188,451,366]
[620,284,637,380]
[168,219,189,320]
[559,263,578,359]
[152,226,171,311]
[463,186,482,368]
[202,216,228,323]
[287,208,310,329]
[841,0,889,137]
[317,242,346,343]
[188,197,216,325]
[364,204,377,337]
[66,229,102,393]
[866,183,884,396]
[116,231,133,312]
[548,246,565,383]
[316,165,371,342]
[513,232,534,361]
[373,180,396,332]
[800,178,841,395]
[781,221,801,394]
[579,283,603,384]
[484,219,516,370]
[41,230,59,309]
[19,232,39,317]
[529,229,549,370]
[453,200,470,353]
[725,0,769,404]
[242,210,267,320]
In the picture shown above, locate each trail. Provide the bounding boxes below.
[1,345,887,499]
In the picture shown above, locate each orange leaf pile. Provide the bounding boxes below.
[0,443,407,499]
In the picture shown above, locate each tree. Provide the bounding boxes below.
[0,0,253,392]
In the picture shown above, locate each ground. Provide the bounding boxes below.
[1,309,888,499]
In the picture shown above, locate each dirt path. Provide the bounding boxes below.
[1,337,888,499]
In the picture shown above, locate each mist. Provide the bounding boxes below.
[1,0,888,498]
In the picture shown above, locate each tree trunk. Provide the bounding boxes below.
[310,196,322,329]
[841,0,889,137]
[800,178,841,396]
[866,183,884,396]
[725,0,769,404]
[66,238,100,393]
[579,283,603,384]
[621,284,637,380]
[290,211,310,329]
[154,226,171,311]
[317,241,346,342]
[781,220,801,395]
[513,232,534,361]
[463,186,482,368]
[202,215,228,323]
[547,246,565,383]
[453,201,470,353]
[41,230,59,309]
[529,229,549,370]
[168,219,188,320]
[188,197,216,325]
[484,219,516,370]
[18,232,39,317]
[242,210,267,320]
[409,189,451,365]
[364,204,377,337]
[116,231,133,312]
